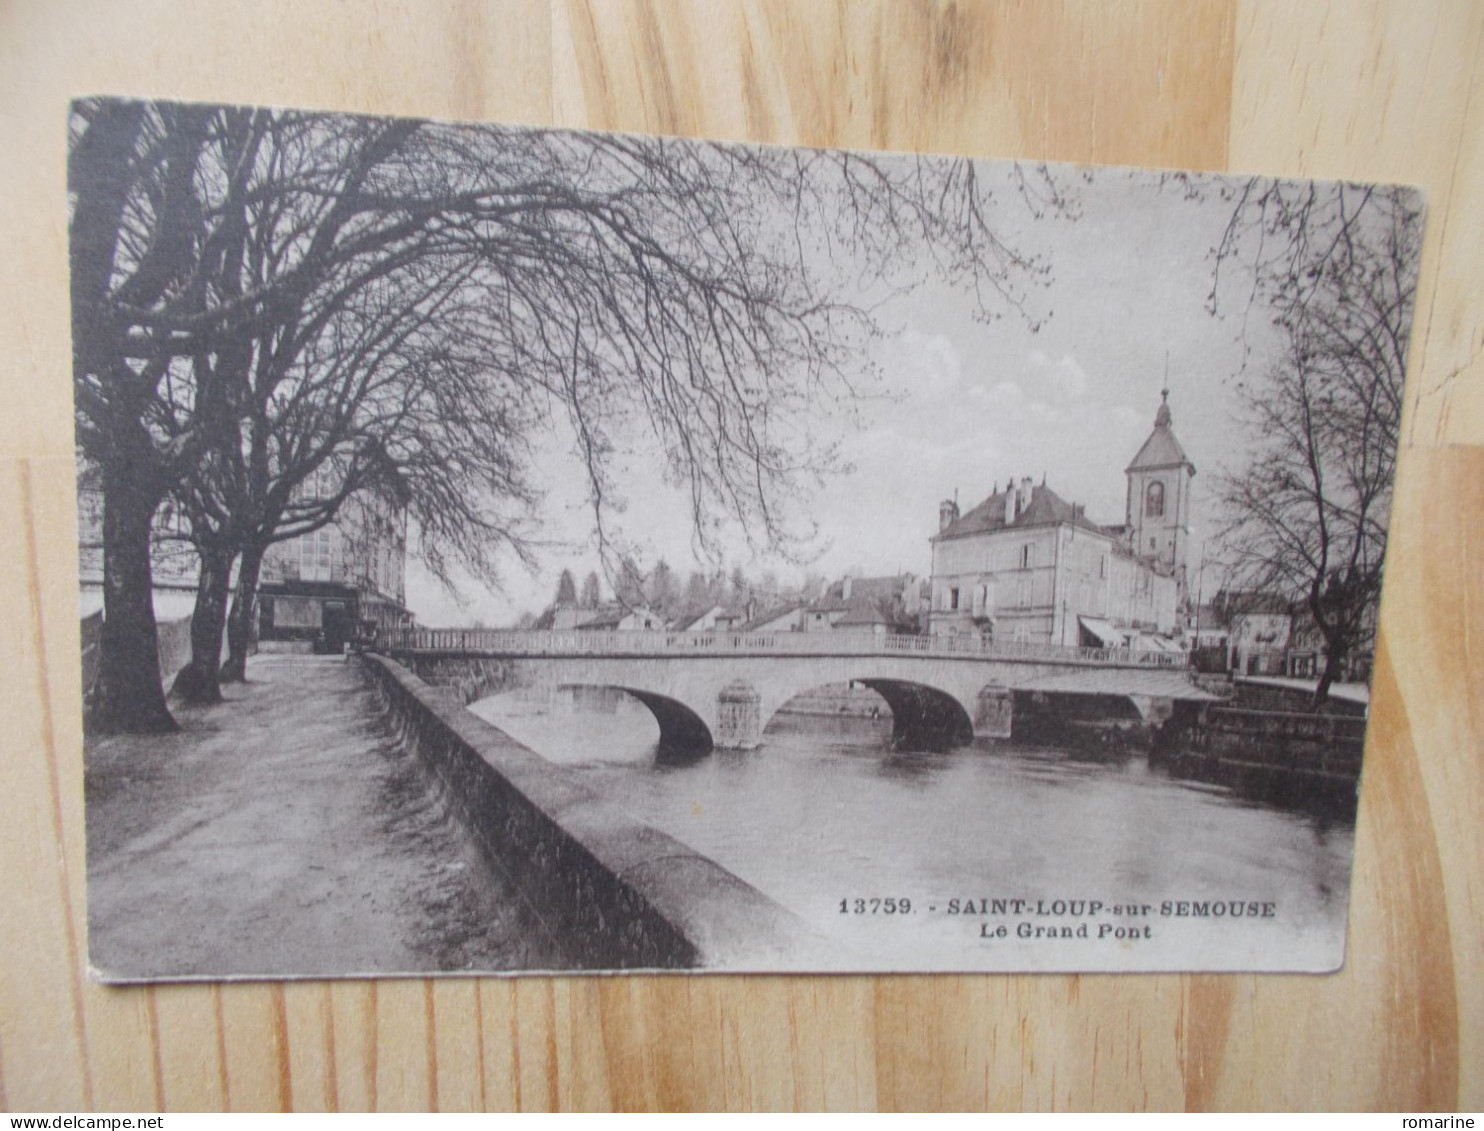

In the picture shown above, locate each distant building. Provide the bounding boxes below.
[927,392,1192,648]
[672,603,751,632]
[552,603,665,631]
[75,472,200,690]
[1188,601,1233,671]
[1286,602,1375,684]
[78,467,412,658]
[804,574,923,633]
[738,602,807,633]
[76,469,199,606]
[258,485,411,652]
[1216,591,1295,676]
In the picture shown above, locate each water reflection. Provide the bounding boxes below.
[470,685,1354,971]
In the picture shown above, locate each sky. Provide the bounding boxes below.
[406,157,1288,627]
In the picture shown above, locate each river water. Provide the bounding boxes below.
[470,687,1356,973]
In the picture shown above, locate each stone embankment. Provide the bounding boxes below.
[1151,678,1368,818]
[364,655,804,970]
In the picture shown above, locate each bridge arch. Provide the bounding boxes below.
[760,677,976,751]
[464,679,717,758]
[856,679,975,750]
[603,686,714,755]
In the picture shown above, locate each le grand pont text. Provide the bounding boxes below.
[945,897,1278,942]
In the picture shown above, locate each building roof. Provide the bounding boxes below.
[935,482,1110,541]
[833,604,892,628]
[1125,391,1195,473]
[567,602,658,630]
[810,574,914,611]
[1194,602,1229,629]
[1224,592,1294,617]
[576,609,627,629]
[738,603,805,632]
[673,604,729,630]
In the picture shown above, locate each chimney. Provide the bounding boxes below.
[1003,481,1016,525]
[842,576,853,601]
[1018,476,1034,516]
[938,497,959,532]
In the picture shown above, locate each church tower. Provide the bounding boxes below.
[1125,389,1196,604]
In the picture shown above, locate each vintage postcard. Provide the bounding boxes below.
[73,97,1420,978]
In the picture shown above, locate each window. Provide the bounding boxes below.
[1099,553,1108,578]
[1145,481,1165,518]
[299,528,334,581]
[1020,543,1033,569]
[273,596,321,628]
[949,587,960,611]
[1017,577,1032,607]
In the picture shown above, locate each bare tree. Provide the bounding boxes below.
[71,102,249,730]
[128,109,537,701]
[580,571,602,609]
[646,559,679,618]
[72,98,1068,732]
[1213,182,1421,706]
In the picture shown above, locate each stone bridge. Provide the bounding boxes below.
[385,629,1213,753]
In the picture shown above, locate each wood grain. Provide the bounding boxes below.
[1,0,1479,1111]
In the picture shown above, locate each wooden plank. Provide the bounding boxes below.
[554,0,1236,166]
[0,461,95,1110]
[1229,1,1484,450]
[0,0,1479,1111]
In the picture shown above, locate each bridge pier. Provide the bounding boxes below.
[974,684,1013,740]
[715,682,762,750]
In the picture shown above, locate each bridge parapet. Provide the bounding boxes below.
[382,627,1187,669]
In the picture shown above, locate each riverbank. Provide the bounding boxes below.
[86,654,567,980]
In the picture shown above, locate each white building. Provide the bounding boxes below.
[258,486,411,650]
[927,392,1193,648]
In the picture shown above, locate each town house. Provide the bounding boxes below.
[927,392,1192,649]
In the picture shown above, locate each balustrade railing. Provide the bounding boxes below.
[376,627,1188,668]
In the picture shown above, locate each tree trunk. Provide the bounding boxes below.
[172,545,235,704]
[1311,647,1344,712]
[90,472,177,733]
[221,542,265,682]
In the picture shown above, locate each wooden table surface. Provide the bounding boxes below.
[1,0,1479,1112]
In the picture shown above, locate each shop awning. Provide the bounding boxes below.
[1143,635,1185,654]
[1078,616,1126,648]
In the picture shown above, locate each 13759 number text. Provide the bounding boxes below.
[838,897,913,914]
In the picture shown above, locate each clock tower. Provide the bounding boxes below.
[1125,390,1196,605]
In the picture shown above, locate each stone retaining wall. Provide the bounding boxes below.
[1153,703,1365,818]
[1231,680,1369,717]
[361,654,802,971]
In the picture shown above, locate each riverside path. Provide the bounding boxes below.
[86,654,569,979]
